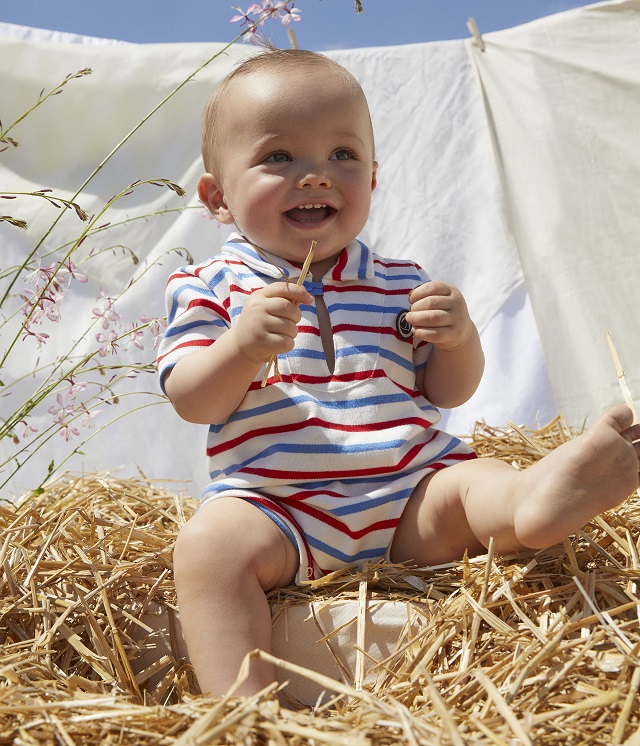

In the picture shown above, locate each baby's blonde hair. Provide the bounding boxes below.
[201,48,373,178]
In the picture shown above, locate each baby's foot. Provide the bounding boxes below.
[513,405,640,548]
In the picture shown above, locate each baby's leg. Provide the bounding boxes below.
[173,497,299,697]
[392,405,640,564]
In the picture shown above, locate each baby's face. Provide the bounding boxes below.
[212,68,377,270]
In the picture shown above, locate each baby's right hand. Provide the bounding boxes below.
[235,282,313,364]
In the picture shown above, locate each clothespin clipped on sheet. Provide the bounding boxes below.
[467,17,485,52]
[287,28,299,49]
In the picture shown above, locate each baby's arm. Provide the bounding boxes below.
[164,282,312,424]
[406,281,484,408]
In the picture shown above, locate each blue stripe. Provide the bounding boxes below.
[209,438,408,480]
[216,391,412,429]
[307,534,386,564]
[335,345,415,372]
[252,503,299,553]
[167,282,215,323]
[204,265,239,292]
[329,486,413,516]
[158,362,175,394]
[163,318,225,338]
[286,348,326,361]
[358,243,369,279]
[374,270,423,283]
[428,436,462,463]
[327,302,407,315]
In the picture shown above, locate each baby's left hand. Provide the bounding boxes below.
[405,281,475,351]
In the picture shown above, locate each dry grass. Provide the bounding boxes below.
[1,416,639,744]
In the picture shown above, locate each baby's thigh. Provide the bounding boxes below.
[174,496,299,591]
[390,463,488,566]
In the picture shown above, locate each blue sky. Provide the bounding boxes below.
[0,0,599,49]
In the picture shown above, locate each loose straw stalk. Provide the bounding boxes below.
[606,332,638,424]
[261,240,316,387]
[3,419,640,743]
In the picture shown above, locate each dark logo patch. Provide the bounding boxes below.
[395,310,413,339]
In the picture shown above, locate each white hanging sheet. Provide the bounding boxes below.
[0,21,553,500]
[468,0,640,425]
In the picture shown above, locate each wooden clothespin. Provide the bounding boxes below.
[467,17,485,52]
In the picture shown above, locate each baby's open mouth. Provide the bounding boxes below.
[285,204,335,223]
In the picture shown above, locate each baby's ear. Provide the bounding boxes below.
[197,173,234,224]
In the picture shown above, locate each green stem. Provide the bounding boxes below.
[9,399,167,506]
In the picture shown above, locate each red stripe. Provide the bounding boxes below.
[297,323,407,337]
[331,249,349,279]
[331,323,411,338]
[250,368,384,389]
[325,283,411,296]
[242,441,431,480]
[187,297,230,322]
[158,338,213,364]
[248,495,316,579]
[207,415,433,457]
[287,489,346,501]
[229,283,254,297]
[167,270,194,282]
[270,372,415,397]
[297,325,321,336]
[278,496,399,540]
[253,370,418,397]
[374,258,421,270]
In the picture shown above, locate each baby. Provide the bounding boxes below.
[157,49,640,697]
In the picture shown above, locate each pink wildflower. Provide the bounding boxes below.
[23,252,57,291]
[60,423,80,441]
[123,322,145,352]
[22,328,50,348]
[65,376,88,400]
[92,290,121,329]
[230,6,254,26]
[139,314,167,349]
[277,2,301,25]
[81,406,102,428]
[96,329,119,357]
[48,393,75,424]
[19,420,38,439]
[57,258,88,288]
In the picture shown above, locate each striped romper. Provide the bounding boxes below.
[158,234,476,581]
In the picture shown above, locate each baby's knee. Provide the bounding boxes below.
[174,506,245,578]
[173,499,296,588]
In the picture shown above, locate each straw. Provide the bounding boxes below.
[0,418,638,743]
[261,240,316,387]
[607,332,638,424]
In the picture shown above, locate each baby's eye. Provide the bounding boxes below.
[264,152,291,163]
[330,149,355,161]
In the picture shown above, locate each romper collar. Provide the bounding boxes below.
[222,232,374,283]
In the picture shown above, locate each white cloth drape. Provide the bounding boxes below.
[468,0,640,425]
[14,4,635,499]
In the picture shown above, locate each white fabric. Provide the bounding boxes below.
[0,21,557,501]
[137,598,430,706]
[468,0,640,424]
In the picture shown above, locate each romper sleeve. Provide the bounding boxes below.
[156,262,231,394]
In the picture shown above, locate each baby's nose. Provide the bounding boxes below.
[297,162,331,188]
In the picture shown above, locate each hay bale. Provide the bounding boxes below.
[0,417,639,744]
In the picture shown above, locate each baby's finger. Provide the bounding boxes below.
[264,295,304,324]
[409,281,453,304]
[405,308,450,330]
[265,282,313,306]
